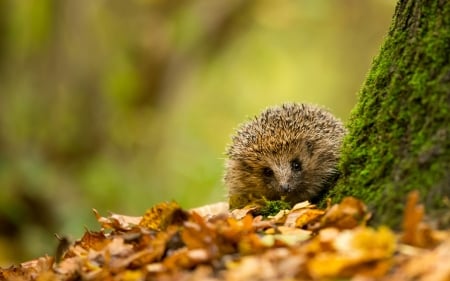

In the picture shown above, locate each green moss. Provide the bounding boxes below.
[259,200,291,217]
[324,1,450,228]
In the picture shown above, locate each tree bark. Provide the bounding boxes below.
[327,0,450,227]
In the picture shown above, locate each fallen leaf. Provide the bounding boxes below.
[94,209,142,231]
[190,202,229,218]
[400,191,442,248]
[139,201,189,231]
[319,197,371,230]
[307,226,395,279]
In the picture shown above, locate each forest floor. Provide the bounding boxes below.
[1,191,449,281]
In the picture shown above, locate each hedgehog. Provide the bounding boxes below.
[224,103,347,209]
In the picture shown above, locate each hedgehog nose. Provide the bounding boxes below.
[280,183,291,192]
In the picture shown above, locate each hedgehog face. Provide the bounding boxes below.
[256,141,329,205]
[226,139,335,207]
[261,157,303,194]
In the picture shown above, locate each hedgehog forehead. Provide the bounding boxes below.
[227,112,306,158]
[226,102,345,160]
[229,133,303,161]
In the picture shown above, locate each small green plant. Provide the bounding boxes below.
[260,199,291,217]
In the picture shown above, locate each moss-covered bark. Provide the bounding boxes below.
[327,0,450,227]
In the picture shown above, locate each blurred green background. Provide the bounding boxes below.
[0,0,394,265]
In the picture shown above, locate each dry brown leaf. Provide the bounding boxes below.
[319,197,371,230]
[285,208,325,228]
[400,191,443,248]
[162,247,211,271]
[230,205,259,220]
[93,209,142,231]
[267,209,290,224]
[190,201,229,218]
[72,230,109,253]
[226,255,278,281]
[0,256,54,281]
[130,229,173,266]
[222,215,255,242]
[307,226,395,279]
[388,238,450,281]
[291,201,314,210]
[139,201,189,231]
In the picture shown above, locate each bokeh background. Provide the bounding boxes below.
[0,0,394,265]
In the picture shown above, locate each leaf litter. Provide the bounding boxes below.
[1,191,450,281]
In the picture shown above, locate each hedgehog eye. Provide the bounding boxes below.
[290,159,302,172]
[262,167,274,177]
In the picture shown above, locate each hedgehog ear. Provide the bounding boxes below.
[305,140,314,156]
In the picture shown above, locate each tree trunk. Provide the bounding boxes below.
[327,0,450,227]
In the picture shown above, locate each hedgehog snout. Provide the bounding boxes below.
[280,183,292,193]
[274,165,293,193]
